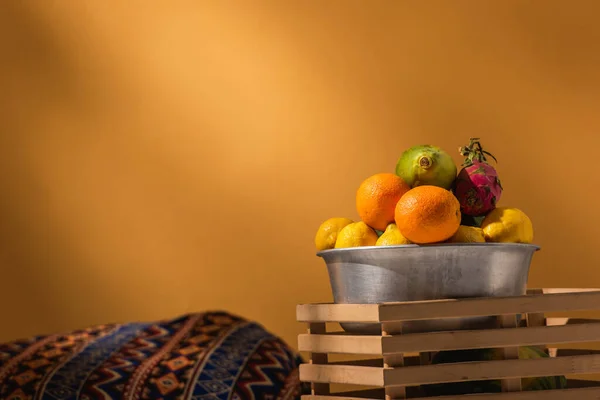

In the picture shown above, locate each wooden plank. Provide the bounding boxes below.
[547,318,600,326]
[302,321,600,355]
[297,304,380,323]
[497,314,521,392]
[299,334,382,355]
[381,321,600,354]
[384,354,600,386]
[300,364,384,386]
[297,289,600,324]
[411,387,600,399]
[301,387,424,399]
[381,323,405,399]
[300,380,600,399]
[303,387,600,400]
[541,288,600,294]
[378,290,600,322]
[321,355,438,368]
[524,289,546,353]
[308,323,330,395]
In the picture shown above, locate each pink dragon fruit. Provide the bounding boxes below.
[453,138,503,217]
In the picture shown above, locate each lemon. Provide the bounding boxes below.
[314,217,354,251]
[481,207,534,244]
[376,223,412,246]
[335,221,378,248]
[446,225,486,243]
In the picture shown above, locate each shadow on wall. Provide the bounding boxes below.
[0,2,87,333]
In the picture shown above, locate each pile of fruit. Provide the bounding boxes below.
[315,138,534,251]
[312,139,564,394]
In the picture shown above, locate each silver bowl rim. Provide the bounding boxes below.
[317,242,541,258]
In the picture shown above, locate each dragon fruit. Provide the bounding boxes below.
[454,138,503,217]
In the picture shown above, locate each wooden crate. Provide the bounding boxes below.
[296,288,600,399]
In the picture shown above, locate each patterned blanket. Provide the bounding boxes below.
[0,311,308,399]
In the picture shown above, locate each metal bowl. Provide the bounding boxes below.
[318,243,540,334]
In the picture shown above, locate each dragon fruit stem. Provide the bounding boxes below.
[459,137,497,166]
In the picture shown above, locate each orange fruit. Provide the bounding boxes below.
[394,185,461,244]
[356,173,411,231]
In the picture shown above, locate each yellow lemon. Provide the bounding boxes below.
[481,207,534,244]
[314,217,354,251]
[446,225,486,243]
[376,223,412,246]
[335,221,378,248]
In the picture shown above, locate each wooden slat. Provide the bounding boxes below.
[414,387,600,399]
[544,320,600,356]
[308,323,330,395]
[326,357,428,368]
[541,288,600,294]
[299,334,382,354]
[528,287,598,355]
[384,354,600,386]
[524,288,546,351]
[300,364,384,386]
[297,304,380,323]
[298,290,600,324]
[381,323,405,399]
[382,320,600,354]
[301,387,423,399]
[303,387,600,400]
[497,314,521,392]
[378,290,600,322]
[300,321,600,355]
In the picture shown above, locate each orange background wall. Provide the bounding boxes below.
[1,1,600,349]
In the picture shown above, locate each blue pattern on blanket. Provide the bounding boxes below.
[0,312,309,400]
